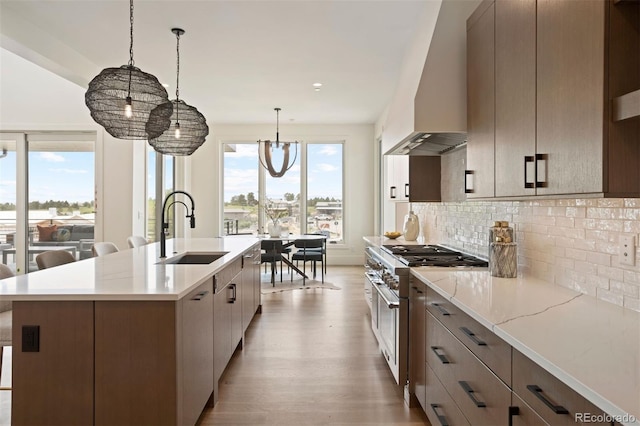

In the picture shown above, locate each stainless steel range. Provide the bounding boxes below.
[363,242,488,390]
[382,244,488,268]
[364,245,409,388]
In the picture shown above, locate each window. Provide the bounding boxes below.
[222,141,343,243]
[146,146,175,242]
[1,132,96,272]
[307,143,343,241]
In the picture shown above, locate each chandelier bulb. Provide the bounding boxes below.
[175,122,181,139]
[124,96,133,118]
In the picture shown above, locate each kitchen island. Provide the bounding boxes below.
[0,237,261,426]
[364,236,639,426]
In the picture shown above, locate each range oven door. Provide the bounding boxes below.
[371,281,400,383]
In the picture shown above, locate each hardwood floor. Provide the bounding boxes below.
[198,266,429,425]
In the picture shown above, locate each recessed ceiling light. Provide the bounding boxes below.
[162,83,170,88]
[312,82,322,87]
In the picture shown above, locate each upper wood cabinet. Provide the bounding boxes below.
[466,0,495,199]
[385,155,442,202]
[466,0,640,199]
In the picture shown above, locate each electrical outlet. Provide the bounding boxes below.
[620,235,636,266]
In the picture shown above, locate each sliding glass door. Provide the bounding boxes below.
[0,132,96,273]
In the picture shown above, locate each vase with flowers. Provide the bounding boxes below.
[262,199,288,237]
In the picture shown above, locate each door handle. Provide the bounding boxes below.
[524,156,535,188]
[460,326,487,346]
[464,170,474,194]
[390,186,397,199]
[459,381,486,408]
[191,291,209,301]
[430,346,450,364]
[508,406,520,426]
[430,404,450,426]
[404,183,410,198]
[535,153,548,188]
[527,385,569,414]
[432,303,451,316]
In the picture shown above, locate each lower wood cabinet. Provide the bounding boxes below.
[412,280,619,426]
[512,349,611,426]
[425,362,471,426]
[409,279,426,410]
[510,392,550,426]
[426,310,511,425]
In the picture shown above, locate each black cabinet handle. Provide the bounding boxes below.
[432,303,451,316]
[229,283,237,303]
[535,153,548,188]
[405,183,410,198]
[390,186,397,199]
[460,326,487,346]
[524,155,535,188]
[430,346,450,364]
[459,381,486,408]
[430,404,450,426]
[191,291,209,301]
[464,170,474,194]
[527,385,569,414]
[508,406,520,426]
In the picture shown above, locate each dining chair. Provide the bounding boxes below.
[260,239,285,286]
[92,242,119,257]
[304,233,327,274]
[35,250,76,270]
[127,235,149,248]
[291,238,324,284]
[0,263,14,389]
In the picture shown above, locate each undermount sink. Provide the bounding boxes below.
[158,252,228,265]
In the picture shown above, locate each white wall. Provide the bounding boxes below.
[189,123,375,265]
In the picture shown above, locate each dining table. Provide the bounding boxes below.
[259,234,327,285]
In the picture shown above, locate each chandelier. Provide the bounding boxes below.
[85,0,171,140]
[147,28,209,156]
[258,108,299,178]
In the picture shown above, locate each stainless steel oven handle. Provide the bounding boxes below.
[371,281,399,309]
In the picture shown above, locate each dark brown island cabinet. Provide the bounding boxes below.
[11,242,262,426]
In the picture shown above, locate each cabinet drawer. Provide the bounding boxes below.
[511,392,549,426]
[513,350,610,426]
[426,287,512,384]
[425,362,470,426]
[216,257,242,292]
[426,311,511,425]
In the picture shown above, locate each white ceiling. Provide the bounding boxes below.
[0,0,437,125]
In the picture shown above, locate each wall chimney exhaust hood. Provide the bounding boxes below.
[386,0,480,156]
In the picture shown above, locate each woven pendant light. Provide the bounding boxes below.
[258,108,299,178]
[85,0,171,140]
[147,28,209,156]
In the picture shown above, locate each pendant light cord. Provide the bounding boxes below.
[127,0,134,97]
[275,107,280,146]
[175,30,181,122]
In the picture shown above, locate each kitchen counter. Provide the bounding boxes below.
[411,268,640,426]
[0,237,259,301]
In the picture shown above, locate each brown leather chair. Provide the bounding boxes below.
[92,242,119,257]
[35,250,76,269]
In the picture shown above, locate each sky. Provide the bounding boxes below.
[223,143,343,202]
[0,149,94,204]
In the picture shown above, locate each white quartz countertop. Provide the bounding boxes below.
[411,268,640,426]
[0,237,259,301]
